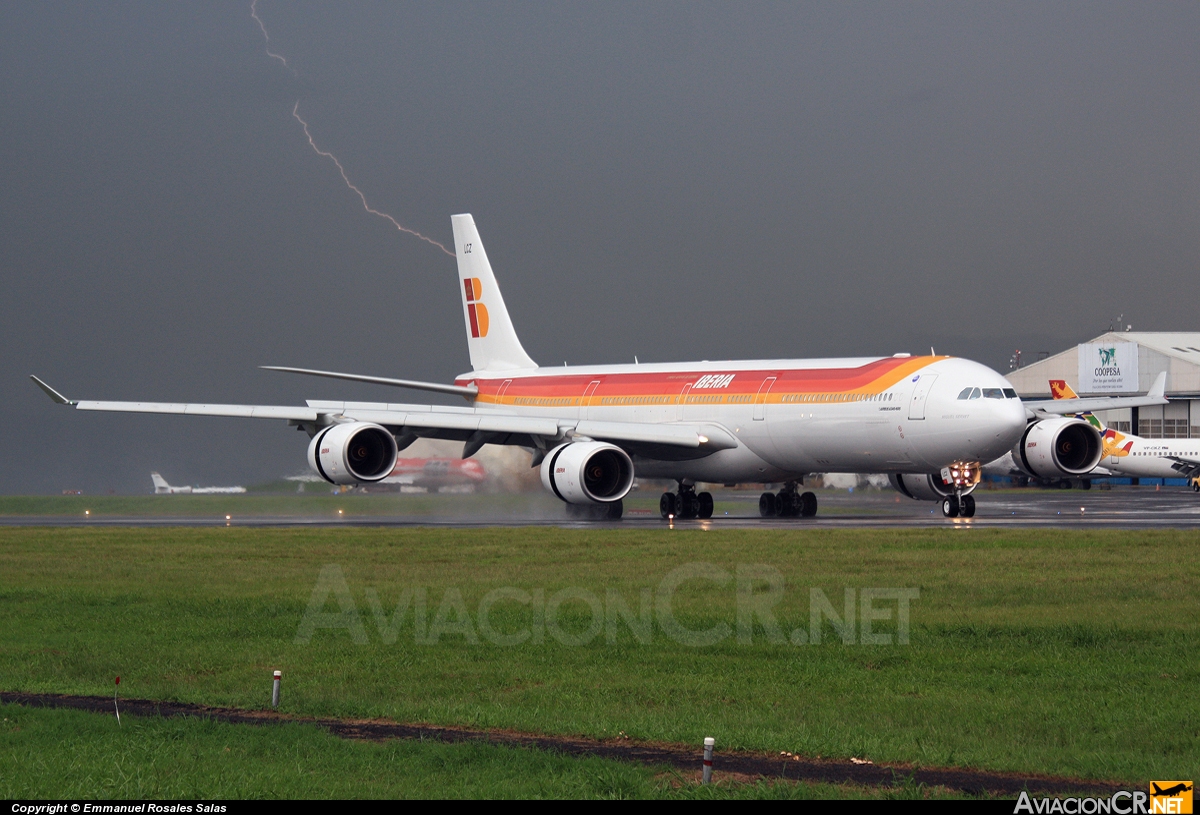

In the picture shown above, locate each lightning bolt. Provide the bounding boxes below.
[251,2,454,259]
[250,0,293,73]
[292,103,454,257]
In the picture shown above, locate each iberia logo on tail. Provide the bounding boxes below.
[1049,380,1134,458]
[464,277,489,338]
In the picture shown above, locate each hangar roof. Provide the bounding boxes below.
[1005,332,1200,398]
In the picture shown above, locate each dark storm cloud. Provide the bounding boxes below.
[2,1,1197,493]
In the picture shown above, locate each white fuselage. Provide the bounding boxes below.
[450,355,1028,482]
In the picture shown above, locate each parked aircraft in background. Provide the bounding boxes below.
[981,376,1169,488]
[36,213,1161,520]
[151,472,246,495]
[1047,379,1200,488]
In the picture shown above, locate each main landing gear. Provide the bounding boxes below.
[759,482,817,518]
[660,483,714,519]
[940,493,976,518]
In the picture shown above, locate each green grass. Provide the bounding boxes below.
[0,704,971,799]
[1,527,1196,787]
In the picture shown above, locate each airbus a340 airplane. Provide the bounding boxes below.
[32,214,1147,520]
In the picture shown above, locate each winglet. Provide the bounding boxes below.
[1147,371,1167,401]
[30,376,76,405]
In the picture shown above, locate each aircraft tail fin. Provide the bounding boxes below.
[151,472,170,493]
[1049,380,1079,399]
[450,214,537,372]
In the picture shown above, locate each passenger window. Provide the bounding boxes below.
[957,388,972,400]
[969,388,981,400]
[1003,388,1017,399]
[983,388,1003,399]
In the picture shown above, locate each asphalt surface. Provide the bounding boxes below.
[4,486,1200,529]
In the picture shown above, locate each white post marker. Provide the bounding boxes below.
[271,670,281,708]
[702,737,714,784]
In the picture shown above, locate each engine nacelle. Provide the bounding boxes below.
[889,473,977,501]
[1012,417,1102,479]
[540,442,634,505]
[308,422,398,485]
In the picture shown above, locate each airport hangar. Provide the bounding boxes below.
[1006,331,1200,440]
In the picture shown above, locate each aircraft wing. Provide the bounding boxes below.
[1167,457,1200,479]
[74,400,324,422]
[34,377,737,455]
[1023,372,1167,417]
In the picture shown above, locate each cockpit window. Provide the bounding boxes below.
[983,388,1004,399]
[969,388,982,400]
[1003,388,1018,399]
[957,388,972,400]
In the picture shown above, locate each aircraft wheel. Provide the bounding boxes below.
[1081,479,1092,491]
[759,492,778,517]
[697,492,714,519]
[660,492,678,519]
[776,490,798,517]
[1059,479,1073,490]
[941,495,960,518]
[800,491,818,517]
[604,499,624,520]
[680,492,700,519]
[960,494,976,518]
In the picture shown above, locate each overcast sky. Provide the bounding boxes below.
[2,1,1197,494]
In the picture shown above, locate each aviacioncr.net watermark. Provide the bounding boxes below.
[293,562,919,648]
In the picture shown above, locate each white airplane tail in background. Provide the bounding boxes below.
[451,213,537,372]
[151,472,171,493]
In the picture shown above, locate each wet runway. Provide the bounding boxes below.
[4,486,1200,529]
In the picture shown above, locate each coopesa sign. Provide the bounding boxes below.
[1078,342,1139,393]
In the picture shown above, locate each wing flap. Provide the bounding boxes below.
[1167,457,1200,479]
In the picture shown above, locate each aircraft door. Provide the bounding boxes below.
[495,379,512,405]
[581,380,601,420]
[753,377,776,421]
[908,374,938,420]
[676,383,692,421]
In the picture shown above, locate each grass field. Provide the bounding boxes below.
[0,703,976,799]
[1,526,1196,795]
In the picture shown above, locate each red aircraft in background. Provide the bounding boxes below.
[380,457,487,491]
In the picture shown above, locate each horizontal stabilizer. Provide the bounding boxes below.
[261,366,478,398]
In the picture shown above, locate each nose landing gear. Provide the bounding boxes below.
[660,483,714,519]
[941,492,976,518]
[759,481,818,518]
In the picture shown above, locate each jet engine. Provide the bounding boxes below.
[889,472,977,501]
[308,422,398,485]
[540,441,635,505]
[1012,417,1102,479]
